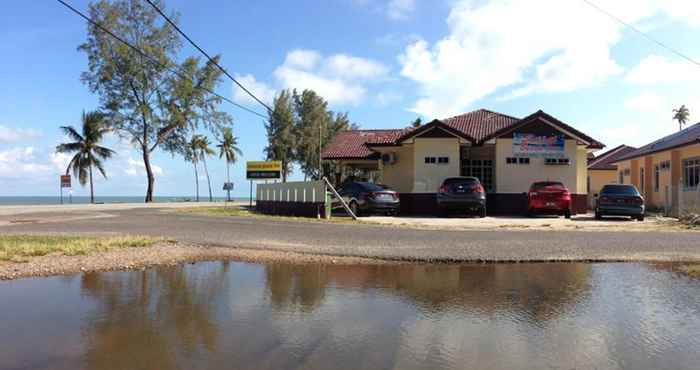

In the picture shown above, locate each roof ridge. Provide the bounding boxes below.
[588,145,631,167]
[441,108,520,122]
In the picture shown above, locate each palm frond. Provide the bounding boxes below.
[93,145,116,159]
[93,157,108,179]
[60,126,84,143]
[56,142,84,154]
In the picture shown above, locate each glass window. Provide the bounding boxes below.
[601,184,640,195]
[619,171,624,184]
[438,157,449,164]
[683,158,700,189]
[654,165,660,192]
[640,168,645,192]
[424,157,436,164]
[545,158,569,165]
[506,157,517,164]
[518,157,530,164]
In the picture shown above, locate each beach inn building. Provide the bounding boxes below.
[322,109,604,215]
[611,122,700,215]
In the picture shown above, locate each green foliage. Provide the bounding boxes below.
[265,90,296,182]
[409,117,422,128]
[79,0,230,201]
[672,105,690,131]
[0,235,161,263]
[56,110,115,203]
[294,89,331,180]
[217,127,242,165]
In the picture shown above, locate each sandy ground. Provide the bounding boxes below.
[360,213,683,232]
[0,242,392,280]
[0,201,237,217]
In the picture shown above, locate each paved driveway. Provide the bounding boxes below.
[2,207,700,262]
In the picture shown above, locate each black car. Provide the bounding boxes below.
[595,184,645,221]
[436,177,486,217]
[333,182,400,216]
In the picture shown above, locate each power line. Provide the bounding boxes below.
[143,0,274,113]
[55,0,268,119]
[582,0,700,69]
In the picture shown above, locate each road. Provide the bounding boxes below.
[2,207,700,262]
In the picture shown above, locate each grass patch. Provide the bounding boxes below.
[0,235,162,263]
[679,264,700,278]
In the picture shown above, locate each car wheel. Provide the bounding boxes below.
[526,208,535,218]
[637,215,645,221]
[594,210,602,220]
[478,206,486,218]
[564,209,571,219]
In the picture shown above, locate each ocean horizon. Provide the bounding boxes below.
[0,196,252,206]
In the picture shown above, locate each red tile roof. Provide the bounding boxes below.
[321,129,408,159]
[588,145,637,170]
[322,109,604,160]
[442,109,520,142]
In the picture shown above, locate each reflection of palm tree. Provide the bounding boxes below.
[55,111,115,204]
[264,264,326,311]
[80,264,228,367]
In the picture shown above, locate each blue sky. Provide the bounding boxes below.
[2,0,700,198]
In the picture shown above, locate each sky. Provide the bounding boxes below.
[2,0,700,198]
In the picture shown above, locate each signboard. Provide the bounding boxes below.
[246,161,282,180]
[60,175,72,188]
[513,133,565,157]
[223,182,234,191]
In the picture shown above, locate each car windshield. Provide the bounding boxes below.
[443,178,479,186]
[601,185,639,195]
[532,182,566,191]
[359,182,386,192]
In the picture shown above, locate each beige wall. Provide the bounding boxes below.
[495,138,587,194]
[412,138,461,192]
[588,170,617,195]
[375,145,415,193]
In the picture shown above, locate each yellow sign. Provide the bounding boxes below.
[246,161,282,179]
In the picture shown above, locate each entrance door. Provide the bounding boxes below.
[460,146,494,192]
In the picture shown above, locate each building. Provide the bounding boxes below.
[612,122,700,215]
[586,144,637,207]
[322,109,604,215]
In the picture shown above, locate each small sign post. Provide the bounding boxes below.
[246,161,282,208]
[222,182,234,202]
[60,175,71,204]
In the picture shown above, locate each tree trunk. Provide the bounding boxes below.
[89,164,94,204]
[143,148,155,203]
[203,156,213,202]
[226,162,231,202]
[193,161,200,202]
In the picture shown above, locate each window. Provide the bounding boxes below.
[437,157,449,164]
[587,175,591,193]
[683,157,700,189]
[660,160,671,171]
[545,158,570,165]
[506,157,529,165]
[424,156,436,164]
[619,171,624,184]
[461,159,493,192]
[654,165,660,192]
[640,168,645,193]
[623,168,631,176]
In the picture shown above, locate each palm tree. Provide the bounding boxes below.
[185,137,201,202]
[193,135,216,202]
[673,105,690,131]
[217,128,243,202]
[55,111,115,204]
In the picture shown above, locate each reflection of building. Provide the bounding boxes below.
[323,109,604,214]
[264,263,592,320]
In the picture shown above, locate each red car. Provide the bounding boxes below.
[526,181,571,219]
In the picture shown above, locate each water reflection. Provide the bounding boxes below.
[1,262,699,370]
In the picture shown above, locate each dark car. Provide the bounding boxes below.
[436,177,487,217]
[333,181,400,216]
[595,184,645,221]
[527,181,571,218]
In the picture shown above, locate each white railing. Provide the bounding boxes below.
[256,181,326,203]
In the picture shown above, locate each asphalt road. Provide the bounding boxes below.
[3,207,700,262]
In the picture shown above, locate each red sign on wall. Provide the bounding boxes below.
[60,175,71,188]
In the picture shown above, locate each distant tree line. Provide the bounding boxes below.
[265,89,357,182]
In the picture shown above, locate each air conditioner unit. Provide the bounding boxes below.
[382,152,397,165]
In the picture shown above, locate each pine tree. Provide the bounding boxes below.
[265,90,296,182]
[294,89,331,180]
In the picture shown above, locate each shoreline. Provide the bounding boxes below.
[3,241,700,281]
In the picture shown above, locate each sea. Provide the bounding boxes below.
[0,196,251,206]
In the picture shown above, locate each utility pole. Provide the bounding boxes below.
[319,120,323,181]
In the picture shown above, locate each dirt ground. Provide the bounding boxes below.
[360,213,687,232]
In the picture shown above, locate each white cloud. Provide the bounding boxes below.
[0,147,52,178]
[623,91,665,113]
[376,91,403,107]
[232,73,276,106]
[124,157,163,177]
[387,0,416,20]
[273,49,388,105]
[625,54,700,85]
[398,0,700,118]
[51,152,72,173]
[0,125,41,143]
